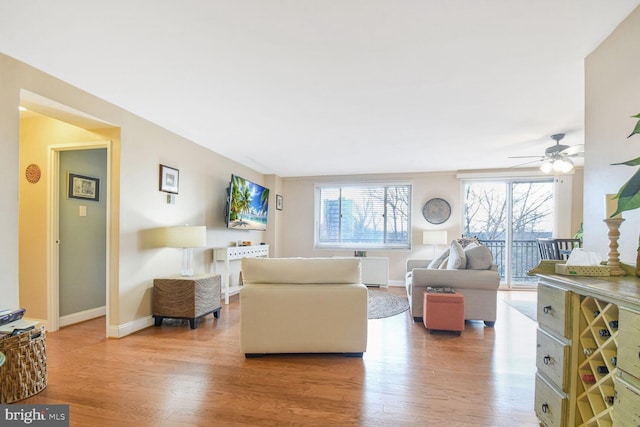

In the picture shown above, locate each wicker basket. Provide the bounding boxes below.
[555,263,611,277]
[0,326,47,403]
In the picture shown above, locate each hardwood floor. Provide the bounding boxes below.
[21,288,539,426]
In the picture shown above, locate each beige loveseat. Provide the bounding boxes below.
[405,241,500,326]
[240,257,368,357]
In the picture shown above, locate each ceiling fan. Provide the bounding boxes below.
[509,133,584,174]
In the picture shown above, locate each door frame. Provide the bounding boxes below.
[460,177,556,288]
[47,141,112,335]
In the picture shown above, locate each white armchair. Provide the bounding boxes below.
[240,257,368,357]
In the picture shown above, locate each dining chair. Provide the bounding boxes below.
[537,238,582,260]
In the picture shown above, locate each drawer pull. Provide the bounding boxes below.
[543,305,552,314]
[543,355,551,365]
[541,403,549,413]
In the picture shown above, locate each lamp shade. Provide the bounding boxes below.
[164,226,207,248]
[539,160,553,174]
[553,157,574,173]
[540,157,574,174]
[423,230,448,245]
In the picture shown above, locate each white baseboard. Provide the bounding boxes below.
[388,280,405,287]
[59,306,106,327]
[57,307,154,338]
[108,316,154,338]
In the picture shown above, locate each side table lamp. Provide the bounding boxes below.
[423,230,448,259]
[165,226,207,276]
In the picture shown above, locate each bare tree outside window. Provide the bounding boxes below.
[316,184,411,249]
[463,180,553,285]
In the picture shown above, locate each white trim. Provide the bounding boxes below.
[47,141,112,338]
[108,316,155,338]
[59,306,106,327]
[314,182,413,250]
[46,149,60,332]
[456,169,575,180]
[313,179,413,188]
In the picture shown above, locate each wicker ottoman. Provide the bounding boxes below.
[423,289,465,334]
[153,274,221,329]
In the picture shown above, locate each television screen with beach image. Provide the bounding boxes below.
[227,175,270,231]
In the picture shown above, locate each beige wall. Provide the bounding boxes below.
[280,172,461,283]
[0,55,22,308]
[1,53,270,336]
[571,168,584,238]
[280,170,583,284]
[585,6,640,264]
[5,7,635,335]
[19,115,117,319]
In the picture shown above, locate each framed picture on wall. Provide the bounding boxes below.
[159,164,179,194]
[68,173,100,201]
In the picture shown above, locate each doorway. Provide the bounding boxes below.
[57,148,108,327]
[462,179,554,287]
[47,141,112,333]
[18,92,116,336]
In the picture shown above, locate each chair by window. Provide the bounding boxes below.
[537,238,582,260]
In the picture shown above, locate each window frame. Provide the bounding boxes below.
[314,181,412,250]
[460,176,555,287]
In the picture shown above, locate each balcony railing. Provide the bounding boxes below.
[479,240,540,284]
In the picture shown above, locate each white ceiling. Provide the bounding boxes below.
[2,1,638,177]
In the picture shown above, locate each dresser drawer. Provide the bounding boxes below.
[535,373,567,427]
[614,376,640,425]
[536,328,570,391]
[618,307,640,380]
[538,283,570,338]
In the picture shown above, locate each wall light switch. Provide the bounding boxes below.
[167,194,175,204]
[79,206,87,217]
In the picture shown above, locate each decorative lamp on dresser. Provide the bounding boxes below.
[534,266,640,426]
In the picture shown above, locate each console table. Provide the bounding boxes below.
[534,271,640,426]
[212,245,269,304]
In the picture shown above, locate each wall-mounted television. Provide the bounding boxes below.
[225,174,270,231]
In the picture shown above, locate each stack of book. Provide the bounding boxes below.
[0,308,38,338]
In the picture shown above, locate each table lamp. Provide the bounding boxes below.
[423,230,448,257]
[164,226,207,276]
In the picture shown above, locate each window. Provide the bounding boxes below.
[315,183,412,249]
[463,178,553,286]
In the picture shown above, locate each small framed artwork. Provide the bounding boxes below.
[276,194,283,211]
[159,164,179,194]
[68,173,100,201]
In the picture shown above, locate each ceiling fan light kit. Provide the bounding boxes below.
[510,132,582,174]
[540,157,574,174]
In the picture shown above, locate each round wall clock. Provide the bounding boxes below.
[422,198,451,224]
[25,164,41,184]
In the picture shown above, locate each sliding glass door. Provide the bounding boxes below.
[463,179,554,287]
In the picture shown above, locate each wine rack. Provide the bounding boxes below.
[575,296,619,426]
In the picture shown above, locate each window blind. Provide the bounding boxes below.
[316,183,411,249]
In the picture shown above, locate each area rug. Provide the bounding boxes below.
[368,290,409,319]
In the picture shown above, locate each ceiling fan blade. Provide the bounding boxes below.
[562,144,584,156]
[510,159,543,168]
[507,155,544,159]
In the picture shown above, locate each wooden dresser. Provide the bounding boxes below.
[534,272,640,426]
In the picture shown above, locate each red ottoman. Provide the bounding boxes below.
[423,289,465,334]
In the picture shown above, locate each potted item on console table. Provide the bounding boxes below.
[607,113,640,276]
